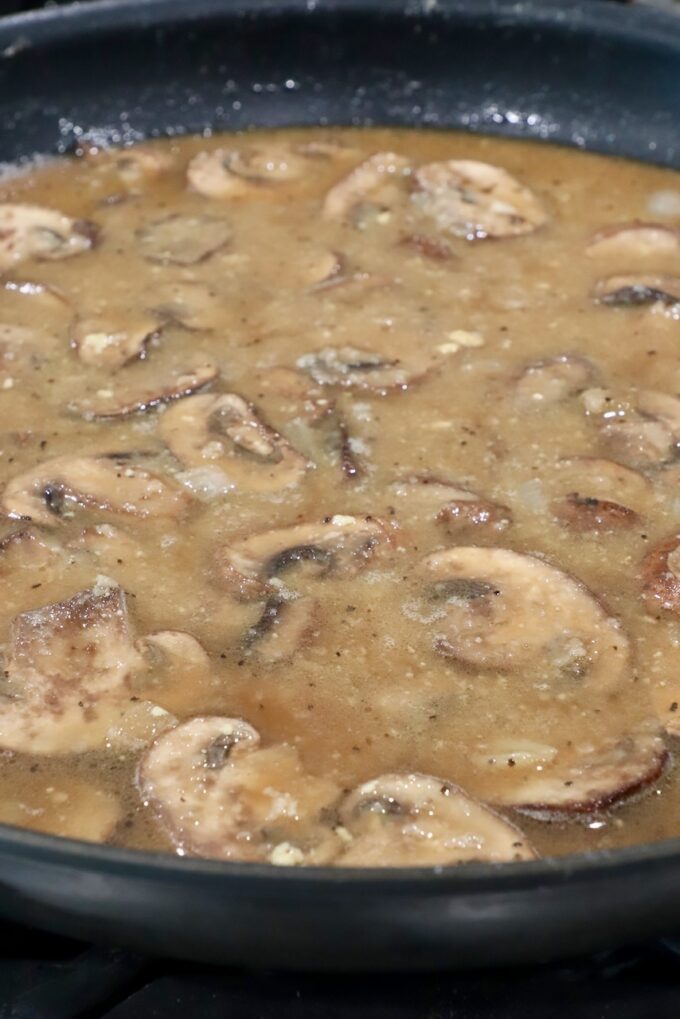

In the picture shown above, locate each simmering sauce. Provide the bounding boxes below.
[0,128,679,866]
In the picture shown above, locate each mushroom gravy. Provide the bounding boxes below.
[0,128,679,866]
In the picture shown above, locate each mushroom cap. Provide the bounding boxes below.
[77,361,219,419]
[642,533,680,617]
[217,515,392,599]
[138,717,342,863]
[412,160,547,240]
[0,582,174,755]
[586,222,680,260]
[136,213,232,265]
[514,355,598,408]
[594,275,680,313]
[187,145,310,200]
[490,727,668,816]
[322,151,411,221]
[72,311,161,369]
[243,595,319,664]
[338,773,536,866]
[422,546,630,693]
[296,345,430,393]
[0,203,96,271]
[158,392,308,493]
[1,455,190,525]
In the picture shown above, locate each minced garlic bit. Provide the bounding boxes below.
[268,841,305,866]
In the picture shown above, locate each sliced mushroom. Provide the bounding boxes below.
[641,533,680,616]
[422,547,630,692]
[72,311,161,369]
[0,582,173,754]
[322,152,411,222]
[552,456,651,508]
[150,281,225,331]
[251,366,334,426]
[390,475,511,533]
[138,717,341,863]
[296,345,428,392]
[551,492,640,532]
[592,389,680,467]
[136,214,232,265]
[243,595,318,664]
[412,160,547,240]
[0,772,122,843]
[159,392,307,493]
[77,361,219,419]
[2,455,189,525]
[187,145,309,200]
[546,453,651,532]
[134,630,214,715]
[337,773,535,866]
[0,204,96,271]
[86,144,174,189]
[303,250,345,290]
[6,582,140,702]
[491,727,667,816]
[586,222,680,260]
[594,275,680,314]
[217,515,391,599]
[514,355,598,408]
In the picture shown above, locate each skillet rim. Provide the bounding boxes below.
[0,0,678,889]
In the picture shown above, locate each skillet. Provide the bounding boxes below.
[0,0,678,971]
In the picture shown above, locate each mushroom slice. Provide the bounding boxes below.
[72,311,161,369]
[158,392,307,494]
[551,493,640,533]
[2,455,189,525]
[514,355,598,408]
[412,160,547,240]
[136,214,232,265]
[586,222,680,260]
[594,275,680,314]
[641,533,680,616]
[187,146,309,199]
[0,583,149,755]
[150,281,224,331]
[322,152,411,222]
[138,717,341,863]
[251,367,333,426]
[0,204,96,271]
[217,515,390,599]
[6,582,141,702]
[491,728,668,816]
[86,145,174,188]
[296,345,427,392]
[77,361,219,419]
[243,595,318,664]
[389,476,511,533]
[422,547,630,692]
[338,773,535,867]
[547,455,650,531]
[303,250,345,290]
[134,630,214,715]
[0,773,121,843]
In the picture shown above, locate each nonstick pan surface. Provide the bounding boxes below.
[0,0,678,971]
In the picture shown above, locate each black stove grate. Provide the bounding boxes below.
[3,920,680,1019]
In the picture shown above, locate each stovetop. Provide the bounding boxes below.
[2,919,680,1019]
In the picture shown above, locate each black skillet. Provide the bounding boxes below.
[0,0,678,971]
